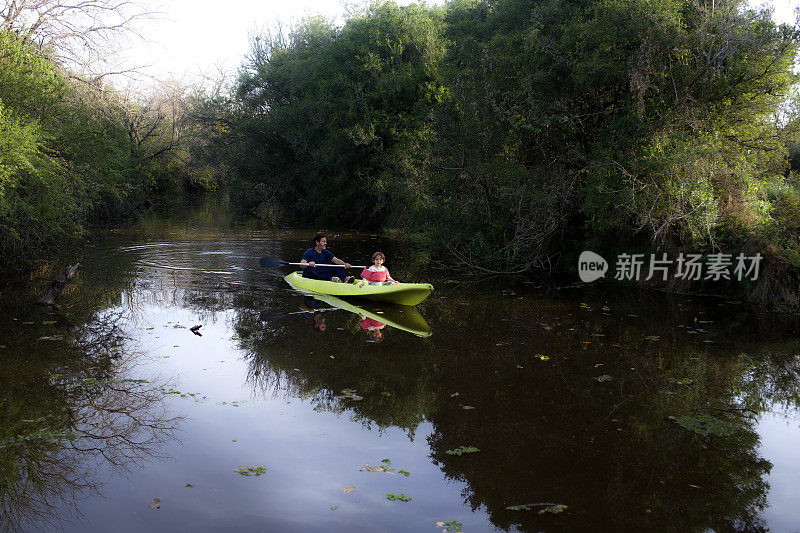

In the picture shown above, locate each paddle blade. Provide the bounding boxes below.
[259,310,285,322]
[259,256,287,268]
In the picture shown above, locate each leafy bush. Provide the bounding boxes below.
[0,29,211,271]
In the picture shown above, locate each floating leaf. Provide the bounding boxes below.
[673,414,737,437]
[148,497,161,510]
[539,504,568,514]
[218,400,247,407]
[535,354,549,361]
[435,520,463,532]
[330,506,338,510]
[445,446,480,456]
[185,483,195,487]
[235,465,267,476]
[450,392,459,397]
[506,502,568,514]
[344,486,355,493]
[398,469,410,477]
[386,493,411,502]
[595,375,613,382]
[335,389,363,401]
[361,463,395,473]
[460,405,476,410]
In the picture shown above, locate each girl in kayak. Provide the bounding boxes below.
[359,252,397,286]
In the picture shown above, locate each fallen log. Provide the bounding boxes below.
[38,264,80,306]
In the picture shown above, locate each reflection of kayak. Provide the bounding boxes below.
[288,287,432,337]
[284,272,433,306]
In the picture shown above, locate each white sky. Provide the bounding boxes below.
[120,0,443,90]
[119,0,797,91]
[762,0,799,25]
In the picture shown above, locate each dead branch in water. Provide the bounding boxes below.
[38,264,80,307]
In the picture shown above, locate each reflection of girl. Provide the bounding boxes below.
[360,252,397,287]
[359,315,386,342]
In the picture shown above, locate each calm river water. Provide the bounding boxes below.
[2,202,800,532]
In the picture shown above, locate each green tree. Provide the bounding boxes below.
[230,2,446,227]
[0,28,217,271]
[421,0,799,274]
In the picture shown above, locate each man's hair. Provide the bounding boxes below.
[371,251,385,262]
[313,233,326,245]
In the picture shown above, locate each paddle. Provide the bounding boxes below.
[259,256,366,269]
[259,308,337,322]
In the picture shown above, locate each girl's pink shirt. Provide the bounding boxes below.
[361,265,389,282]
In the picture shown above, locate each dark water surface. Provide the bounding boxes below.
[2,203,800,532]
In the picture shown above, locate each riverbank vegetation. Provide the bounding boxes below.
[2,0,800,302]
[0,22,216,271]
[215,0,800,301]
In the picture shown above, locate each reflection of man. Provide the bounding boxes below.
[300,233,352,283]
[300,295,335,333]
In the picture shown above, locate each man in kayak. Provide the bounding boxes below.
[300,233,354,283]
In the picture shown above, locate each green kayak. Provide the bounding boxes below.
[295,290,431,337]
[284,271,433,306]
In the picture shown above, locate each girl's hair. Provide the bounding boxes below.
[371,251,385,262]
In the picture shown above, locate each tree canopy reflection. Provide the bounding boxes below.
[0,308,180,531]
[236,288,800,531]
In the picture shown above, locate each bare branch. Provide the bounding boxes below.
[1,0,160,79]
